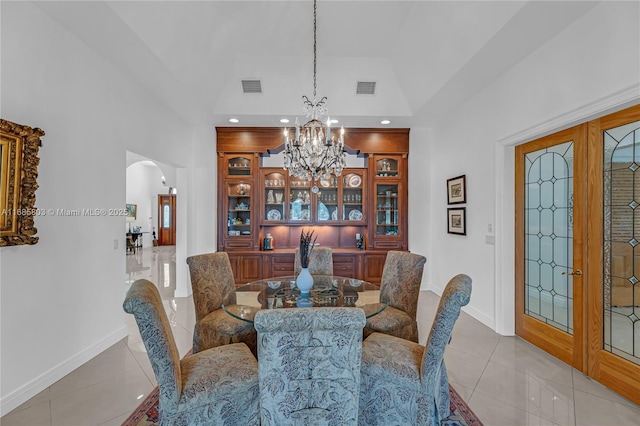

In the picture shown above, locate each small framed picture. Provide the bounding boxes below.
[446,175,466,204]
[447,207,466,235]
[126,204,137,222]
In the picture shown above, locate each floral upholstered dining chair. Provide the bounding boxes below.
[358,274,472,426]
[362,250,426,342]
[254,307,366,425]
[123,279,260,426]
[186,252,257,355]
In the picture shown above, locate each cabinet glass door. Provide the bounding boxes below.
[375,183,399,235]
[264,171,286,222]
[343,172,364,222]
[289,178,311,222]
[227,182,251,236]
[316,177,338,222]
[227,155,252,176]
[375,157,399,178]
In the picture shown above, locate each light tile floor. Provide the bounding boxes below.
[2,246,640,426]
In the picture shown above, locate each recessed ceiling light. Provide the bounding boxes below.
[280,118,290,124]
[330,119,339,124]
[229,118,239,123]
[381,120,391,125]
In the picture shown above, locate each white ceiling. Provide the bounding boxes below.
[36,1,599,128]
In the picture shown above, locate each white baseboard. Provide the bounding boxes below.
[423,282,496,331]
[0,326,128,416]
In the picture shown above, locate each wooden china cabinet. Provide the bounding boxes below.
[217,127,409,285]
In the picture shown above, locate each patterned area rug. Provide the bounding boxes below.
[122,384,482,426]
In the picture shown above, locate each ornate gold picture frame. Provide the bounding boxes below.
[1,119,44,246]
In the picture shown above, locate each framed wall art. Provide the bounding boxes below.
[1,119,44,246]
[447,207,466,235]
[446,174,466,204]
[126,204,137,222]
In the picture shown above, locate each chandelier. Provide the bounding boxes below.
[283,0,346,183]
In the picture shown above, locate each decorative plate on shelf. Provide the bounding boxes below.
[348,209,363,221]
[348,175,362,188]
[320,178,331,188]
[331,209,337,220]
[300,209,310,220]
[267,209,281,220]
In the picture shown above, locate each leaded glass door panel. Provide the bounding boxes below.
[516,125,586,368]
[587,104,640,405]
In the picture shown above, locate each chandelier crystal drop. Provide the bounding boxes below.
[283,0,346,182]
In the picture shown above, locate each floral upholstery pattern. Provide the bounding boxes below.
[363,251,427,342]
[294,246,333,275]
[254,307,366,425]
[123,279,260,426]
[359,274,472,426]
[186,252,257,354]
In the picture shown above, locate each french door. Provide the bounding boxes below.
[516,104,640,405]
[586,105,640,404]
[515,125,587,369]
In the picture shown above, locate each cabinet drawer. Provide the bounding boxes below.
[225,239,254,249]
[334,264,355,277]
[273,263,294,272]
[333,255,357,277]
[373,240,402,249]
[268,254,294,276]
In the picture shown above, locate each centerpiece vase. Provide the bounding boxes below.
[296,267,314,308]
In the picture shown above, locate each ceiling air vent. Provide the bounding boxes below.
[356,81,376,95]
[242,79,262,94]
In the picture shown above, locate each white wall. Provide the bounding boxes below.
[415,1,640,332]
[187,126,217,257]
[126,162,168,248]
[408,127,433,286]
[0,2,214,413]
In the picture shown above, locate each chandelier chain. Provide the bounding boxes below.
[282,0,346,183]
[313,0,317,99]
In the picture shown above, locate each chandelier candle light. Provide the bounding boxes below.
[283,0,346,183]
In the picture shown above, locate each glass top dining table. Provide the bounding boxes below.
[223,275,387,324]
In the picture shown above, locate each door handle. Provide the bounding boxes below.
[562,269,583,276]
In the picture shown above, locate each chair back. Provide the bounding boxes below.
[421,274,472,420]
[379,251,426,318]
[294,246,333,276]
[254,307,366,425]
[186,252,237,322]
[123,279,181,414]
